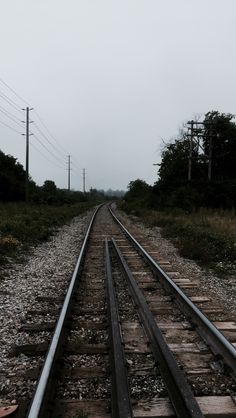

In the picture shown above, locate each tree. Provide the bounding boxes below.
[0,150,26,201]
[203,111,236,180]
[126,179,151,200]
[42,180,57,194]
[157,138,205,185]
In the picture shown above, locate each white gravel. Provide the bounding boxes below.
[0,210,92,405]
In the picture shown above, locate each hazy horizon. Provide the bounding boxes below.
[1,1,236,191]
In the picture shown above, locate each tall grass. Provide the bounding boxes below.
[0,202,96,264]
[121,203,236,274]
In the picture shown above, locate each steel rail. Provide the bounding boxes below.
[109,207,236,377]
[27,205,101,418]
[105,239,133,418]
[111,237,204,418]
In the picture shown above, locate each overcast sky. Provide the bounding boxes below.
[0,0,235,191]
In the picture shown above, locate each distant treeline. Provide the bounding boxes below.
[123,110,236,212]
[0,150,124,204]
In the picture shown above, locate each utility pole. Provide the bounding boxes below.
[208,127,213,181]
[23,107,33,202]
[67,155,71,191]
[186,120,204,181]
[188,120,194,181]
[83,168,86,193]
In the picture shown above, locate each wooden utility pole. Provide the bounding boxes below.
[186,120,205,181]
[188,120,194,181]
[67,155,71,191]
[23,107,33,202]
[208,127,213,181]
[83,168,86,193]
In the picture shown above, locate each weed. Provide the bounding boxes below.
[121,205,236,277]
[0,202,96,265]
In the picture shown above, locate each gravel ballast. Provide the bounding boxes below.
[0,206,235,406]
[0,210,92,405]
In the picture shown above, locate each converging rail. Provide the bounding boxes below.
[109,206,236,378]
[10,203,235,418]
[26,206,101,418]
[110,237,204,418]
[105,239,133,418]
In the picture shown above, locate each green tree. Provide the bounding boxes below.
[0,150,26,201]
[126,179,151,200]
[203,111,236,180]
[157,138,205,185]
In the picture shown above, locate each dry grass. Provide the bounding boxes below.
[145,208,236,238]
[0,202,95,264]
[123,206,236,274]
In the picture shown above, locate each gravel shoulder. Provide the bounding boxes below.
[117,209,236,320]
[0,210,93,405]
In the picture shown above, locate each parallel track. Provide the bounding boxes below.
[11,204,236,418]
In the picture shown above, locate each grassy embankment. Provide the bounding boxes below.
[0,202,96,265]
[120,203,236,276]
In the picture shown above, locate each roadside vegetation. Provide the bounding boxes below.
[120,110,236,277]
[0,148,124,265]
[122,204,236,276]
[0,201,96,265]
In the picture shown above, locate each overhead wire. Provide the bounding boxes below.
[0,77,31,106]
[0,105,24,129]
[33,110,69,155]
[33,133,66,169]
[33,122,65,159]
[30,141,65,171]
[0,76,84,181]
[0,103,23,122]
[0,90,23,113]
[0,118,22,135]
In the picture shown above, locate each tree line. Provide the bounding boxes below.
[125,110,236,211]
[0,150,124,204]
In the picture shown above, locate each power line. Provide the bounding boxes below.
[72,155,82,170]
[0,77,31,106]
[72,167,83,178]
[32,110,84,171]
[33,133,65,168]
[0,105,23,129]
[0,118,22,134]
[30,141,65,171]
[0,90,23,113]
[0,103,23,122]
[0,75,84,180]
[33,122,65,160]
[33,110,69,155]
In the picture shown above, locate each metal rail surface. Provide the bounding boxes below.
[105,239,133,418]
[26,205,101,418]
[111,238,204,418]
[109,207,236,377]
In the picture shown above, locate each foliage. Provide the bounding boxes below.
[154,110,236,210]
[158,138,205,185]
[120,205,236,275]
[122,179,153,215]
[0,201,96,264]
[0,150,35,201]
[127,179,151,198]
[203,111,236,180]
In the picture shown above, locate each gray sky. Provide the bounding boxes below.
[0,0,236,191]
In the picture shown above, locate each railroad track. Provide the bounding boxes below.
[5,204,236,417]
